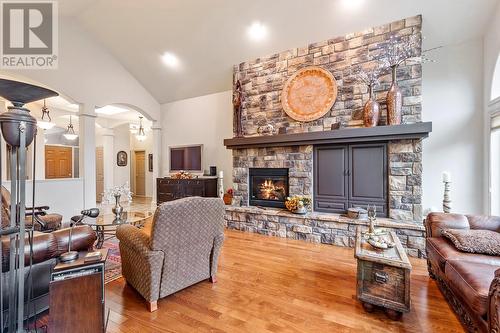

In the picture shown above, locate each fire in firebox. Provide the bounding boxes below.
[256,179,286,201]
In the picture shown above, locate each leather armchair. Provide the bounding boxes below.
[1,225,96,319]
[1,186,63,232]
[425,212,500,333]
[116,197,225,312]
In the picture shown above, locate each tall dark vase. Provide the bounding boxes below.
[363,85,380,127]
[387,65,402,125]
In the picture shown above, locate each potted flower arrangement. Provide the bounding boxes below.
[223,188,234,205]
[285,196,311,215]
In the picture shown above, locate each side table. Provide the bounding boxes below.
[354,227,412,320]
[49,248,108,333]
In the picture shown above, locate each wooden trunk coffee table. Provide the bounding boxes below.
[354,227,412,320]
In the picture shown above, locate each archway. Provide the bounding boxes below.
[94,103,160,205]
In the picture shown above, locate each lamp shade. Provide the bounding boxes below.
[0,79,58,147]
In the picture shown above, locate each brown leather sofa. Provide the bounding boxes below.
[1,225,96,319]
[425,212,500,333]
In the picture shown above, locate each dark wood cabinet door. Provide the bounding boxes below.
[313,143,388,216]
[314,145,348,213]
[156,178,219,205]
[348,143,387,203]
[184,180,205,197]
[157,179,183,203]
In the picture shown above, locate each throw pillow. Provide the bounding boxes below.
[441,229,500,256]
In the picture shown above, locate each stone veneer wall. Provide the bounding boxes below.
[233,15,422,135]
[232,15,423,223]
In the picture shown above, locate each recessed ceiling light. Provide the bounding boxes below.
[247,21,267,41]
[95,105,129,116]
[161,52,180,68]
[341,0,364,10]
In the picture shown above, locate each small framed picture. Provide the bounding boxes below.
[148,153,153,172]
[117,151,127,167]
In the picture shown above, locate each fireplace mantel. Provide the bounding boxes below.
[224,122,432,149]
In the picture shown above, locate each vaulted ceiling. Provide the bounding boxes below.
[59,0,499,104]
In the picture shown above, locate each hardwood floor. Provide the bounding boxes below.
[104,229,464,333]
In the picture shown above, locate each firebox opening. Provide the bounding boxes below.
[249,168,289,208]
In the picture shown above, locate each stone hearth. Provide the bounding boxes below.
[224,206,426,258]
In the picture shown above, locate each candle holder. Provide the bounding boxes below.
[443,181,452,213]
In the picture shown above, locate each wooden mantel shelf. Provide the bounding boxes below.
[224,122,432,149]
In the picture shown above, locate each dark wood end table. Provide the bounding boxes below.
[49,248,109,333]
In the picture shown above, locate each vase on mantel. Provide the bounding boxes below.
[363,84,380,127]
[386,65,402,125]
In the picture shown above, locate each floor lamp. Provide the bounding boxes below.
[0,79,58,333]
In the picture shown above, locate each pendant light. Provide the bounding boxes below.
[135,116,146,141]
[37,99,55,130]
[63,115,78,140]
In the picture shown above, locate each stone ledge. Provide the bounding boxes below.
[224,206,426,258]
[225,206,425,231]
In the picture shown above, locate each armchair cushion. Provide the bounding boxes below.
[427,237,500,272]
[441,229,500,256]
[25,214,62,232]
[466,215,500,232]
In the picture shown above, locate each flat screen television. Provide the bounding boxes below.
[169,144,203,172]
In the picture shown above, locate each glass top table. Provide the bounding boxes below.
[83,211,153,248]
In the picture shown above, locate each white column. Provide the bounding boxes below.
[33,128,45,180]
[102,128,114,191]
[151,123,162,205]
[79,104,97,208]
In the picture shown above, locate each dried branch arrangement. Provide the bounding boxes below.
[381,34,421,68]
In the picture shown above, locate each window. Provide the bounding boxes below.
[489,54,500,214]
[491,116,500,215]
[492,55,500,101]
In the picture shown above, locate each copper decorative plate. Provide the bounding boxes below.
[281,66,337,122]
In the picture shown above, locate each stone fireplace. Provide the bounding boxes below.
[249,168,289,208]
[224,15,431,258]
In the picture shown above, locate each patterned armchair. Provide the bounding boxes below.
[116,197,225,312]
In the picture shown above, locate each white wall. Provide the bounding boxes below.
[484,3,500,215]
[1,18,160,121]
[161,91,233,190]
[3,179,85,223]
[484,3,500,103]
[422,38,484,214]
[113,124,131,187]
